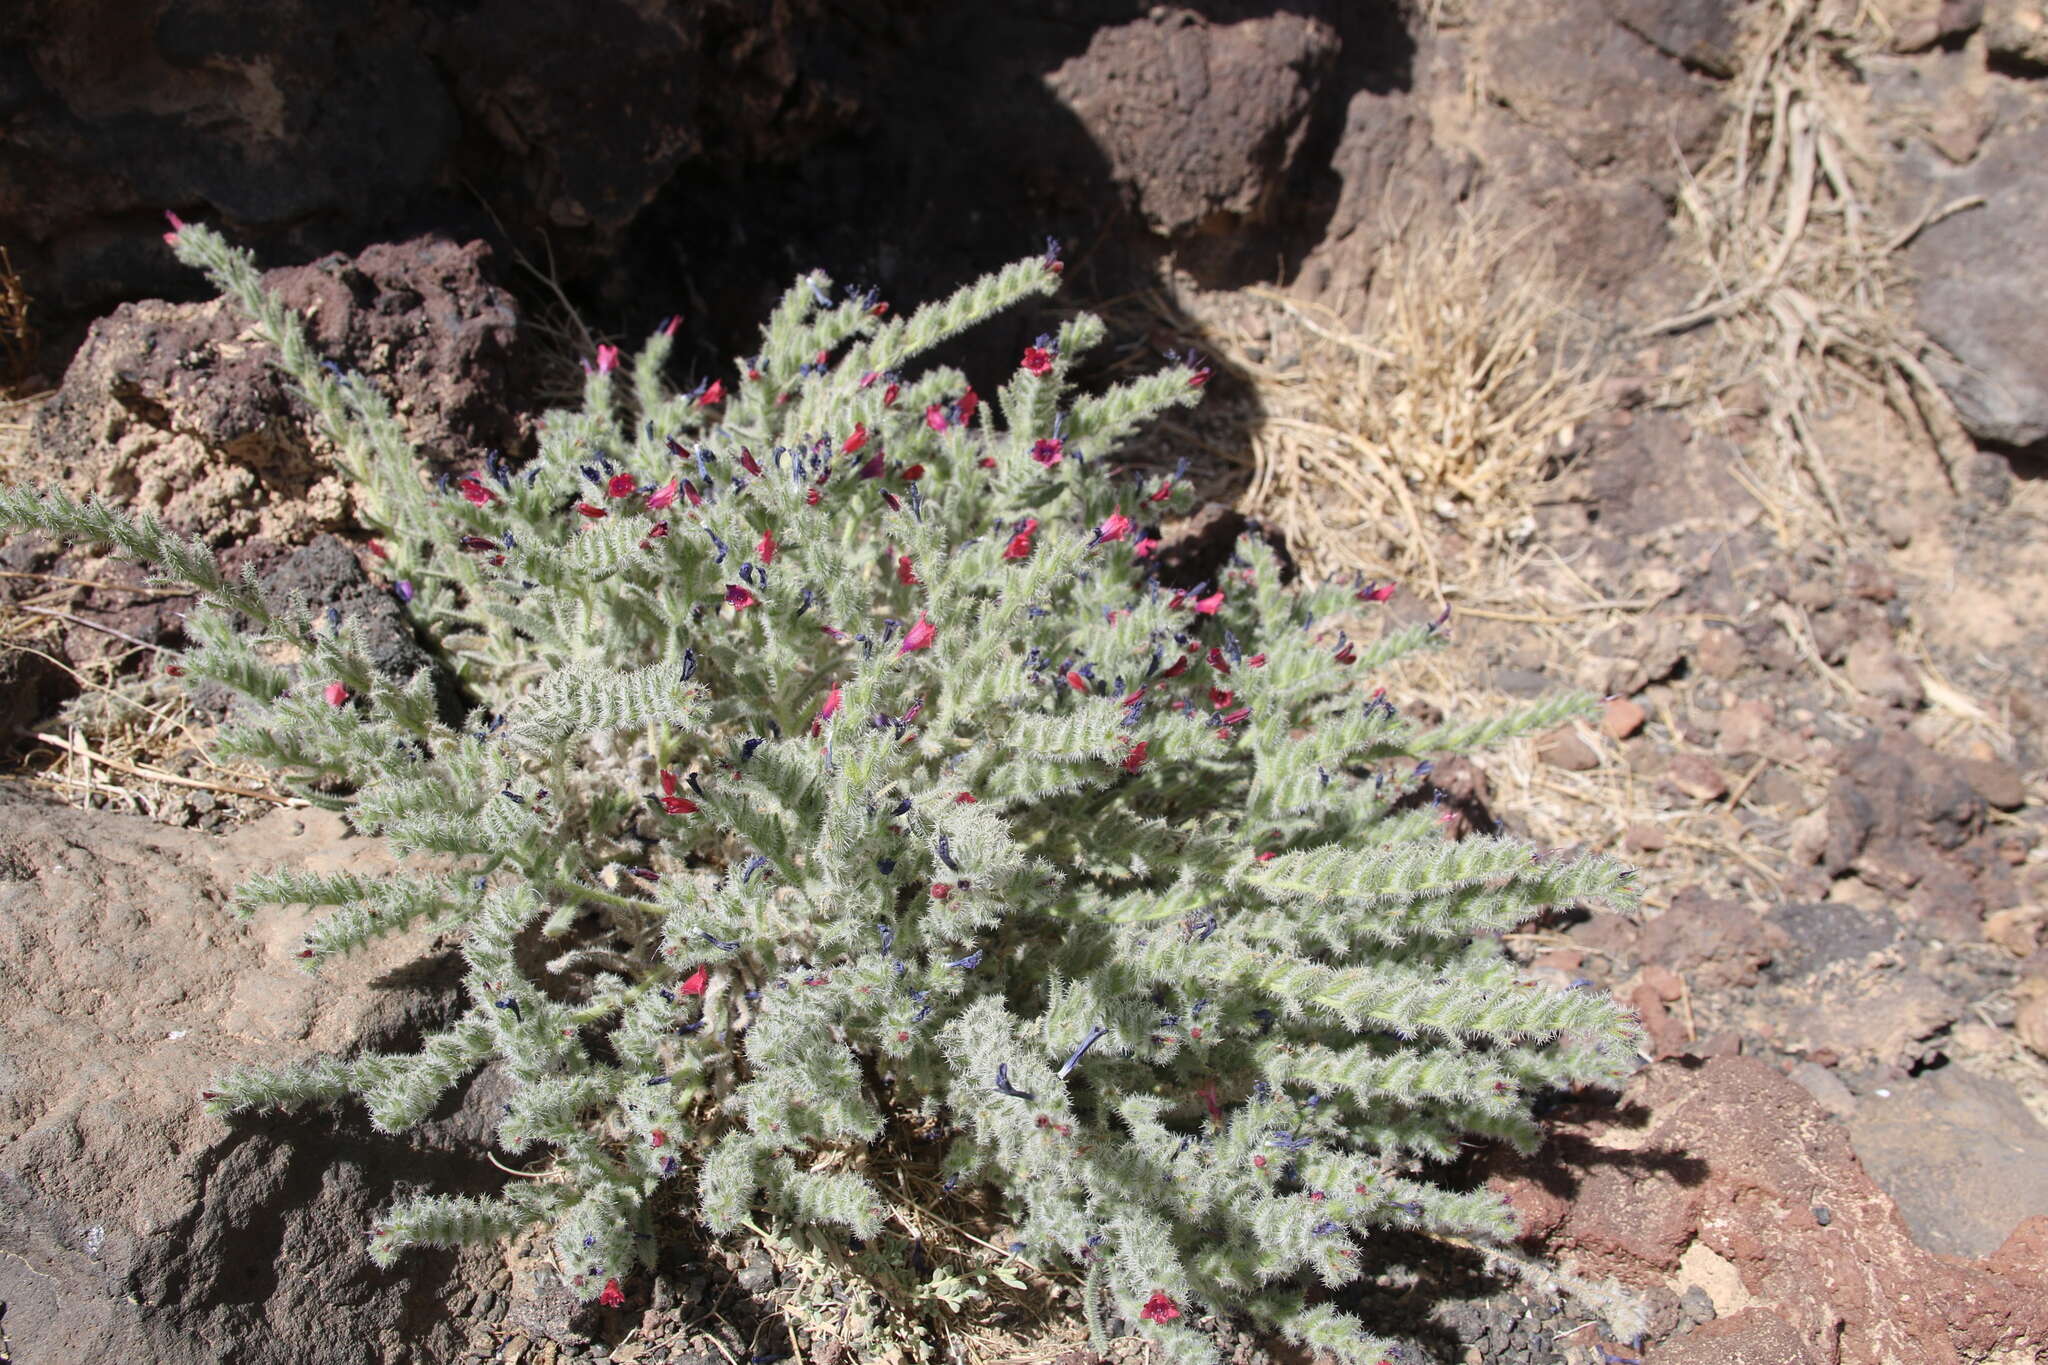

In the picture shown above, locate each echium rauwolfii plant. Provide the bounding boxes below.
[0,214,1643,1364]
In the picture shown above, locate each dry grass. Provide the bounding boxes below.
[1131,204,1609,600]
[1645,0,1980,534]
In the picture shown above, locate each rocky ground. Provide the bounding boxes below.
[4,2,2048,1363]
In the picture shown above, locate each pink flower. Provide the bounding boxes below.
[819,683,842,722]
[1190,590,1224,615]
[1031,437,1064,466]
[896,554,918,586]
[661,315,682,337]
[925,405,949,433]
[1132,537,1160,559]
[740,449,763,476]
[598,1278,627,1308]
[1139,1291,1180,1324]
[1148,479,1174,503]
[647,479,680,510]
[842,423,870,455]
[162,210,187,246]
[757,526,778,564]
[683,481,703,509]
[607,472,637,498]
[1207,647,1231,675]
[883,383,900,405]
[595,344,620,374]
[1021,346,1053,376]
[367,539,390,560]
[1065,670,1089,694]
[901,464,925,481]
[1095,511,1133,544]
[658,770,698,814]
[696,379,725,407]
[1357,581,1397,604]
[1121,741,1149,773]
[457,476,495,506]
[953,791,977,804]
[725,585,757,610]
[805,487,821,505]
[930,883,952,900]
[1002,518,1038,561]
[323,681,350,707]
[898,615,936,654]
[1187,367,1212,388]
[679,964,709,995]
[957,388,979,424]
[576,502,608,519]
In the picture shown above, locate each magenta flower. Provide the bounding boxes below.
[457,476,495,506]
[1031,437,1064,466]
[1021,346,1053,376]
[899,615,936,654]
[1095,511,1133,544]
[925,404,949,433]
[725,584,757,610]
[647,479,680,510]
[595,344,620,374]
[1190,590,1224,615]
[842,423,870,455]
[958,388,979,423]
[757,526,778,564]
[1139,1292,1181,1324]
[1002,518,1038,561]
[696,379,725,407]
[323,681,350,707]
[162,210,187,246]
[607,472,637,498]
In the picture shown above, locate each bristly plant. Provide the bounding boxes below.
[0,214,1643,1364]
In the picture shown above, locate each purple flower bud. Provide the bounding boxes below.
[1057,1026,1110,1079]
[993,1063,1034,1100]
[394,580,414,602]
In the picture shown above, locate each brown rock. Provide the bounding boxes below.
[1715,698,1774,758]
[1602,696,1647,739]
[1479,0,1725,182]
[1624,822,1669,854]
[1490,1056,2048,1364]
[1974,908,2039,961]
[1844,637,1924,710]
[1692,626,1747,679]
[1637,888,1782,990]
[1639,963,1685,1002]
[29,238,526,547]
[1540,728,1601,771]
[1649,1308,1822,1365]
[1600,0,1743,76]
[1666,752,1728,802]
[1910,118,2048,447]
[1848,1066,2048,1258]
[1957,756,2026,811]
[1984,0,2048,70]
[0,788,496,1364]
[1046,9,1339,239]
[2018,988,2048,1060]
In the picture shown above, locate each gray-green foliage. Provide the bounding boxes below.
[0,221,1642,1363]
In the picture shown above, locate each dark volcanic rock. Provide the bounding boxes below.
[28,237,524,547]
[1046,7,1341,239]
